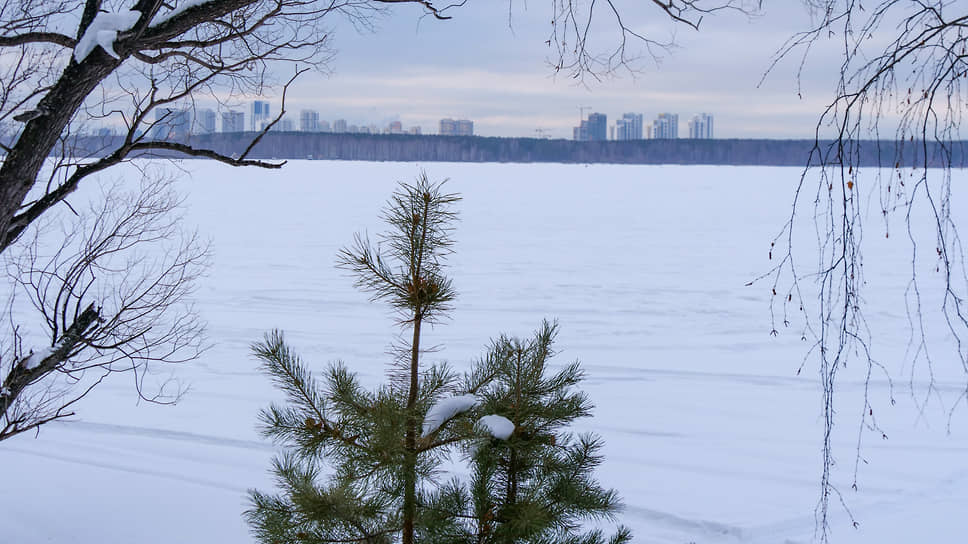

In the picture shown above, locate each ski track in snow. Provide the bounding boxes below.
[624,505,747,542]
[3,445,250,493]
[4,161,968,543]
[56,420,275,451]
[2,420,277,494]
[622,464,968,544]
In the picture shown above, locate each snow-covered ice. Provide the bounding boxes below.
[422,394,478,437]
[477,414,514,440]
[73,9,141,62]
[2,160,968,543]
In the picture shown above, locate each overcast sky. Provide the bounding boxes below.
[274,2,847,139]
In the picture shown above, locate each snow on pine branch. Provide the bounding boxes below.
[73,9,141,62]
[477,414,514,440]
[421,394,477,437]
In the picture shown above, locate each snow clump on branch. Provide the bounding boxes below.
[421,394,478,437]
[152,0,216,26]
[477,414,514,440]
[73,9,141,62]
[21,346,55,370]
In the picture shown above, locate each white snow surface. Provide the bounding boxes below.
[3,160,968,543]
[422,394,478,437]
[73,9,141,62]
[22,346,54,369]
[153,0,215,26]
[477,414,514,440]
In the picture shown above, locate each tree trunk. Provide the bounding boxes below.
[402,314,422,544]
[0,55,118,251]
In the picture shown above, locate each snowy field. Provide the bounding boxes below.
[3,160,968,543]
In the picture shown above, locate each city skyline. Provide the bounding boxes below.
[80,4,858,141]
[140,104,440,136]
[261,3,845,140]
[128,102,716,140]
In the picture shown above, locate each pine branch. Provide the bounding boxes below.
[252,332,367,456]
[462,322,630,543]
[252,330,326,418]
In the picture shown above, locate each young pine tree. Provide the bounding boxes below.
[245,176,630,544]
[421,321,632,544]
[245,174,485,544]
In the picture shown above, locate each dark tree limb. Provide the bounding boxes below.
[129,140,286,168]
[0,303,101,430]
[0,32,75,48]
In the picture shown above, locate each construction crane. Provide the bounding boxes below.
[575,106,594,141]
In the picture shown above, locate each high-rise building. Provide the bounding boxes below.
[439,118,457,135]
[319,120,331,132]
[651,113,678,139]
[388,121,403,134]
[573,121,588,141]
[409,126,422,135]
[276,117,294,131]
[299,109,319,132]
[151,108,190,140]
[439,119,473,136]
[221,110,244,132]
[170,109,190,139]
[195,108,216,135]
[687,113,714,139]
[586,113,607,141]
[251,100,270,131]
[574,113,606,141]
[615,113,643,140]
[333,119,347,133]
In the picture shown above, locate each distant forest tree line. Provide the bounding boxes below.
[69,133,967,167]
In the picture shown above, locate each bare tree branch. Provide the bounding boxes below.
[756,2,968,540]
[0,32,74,48]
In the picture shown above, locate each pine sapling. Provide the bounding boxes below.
[246,176,630,544]
[422,321,632,544]
[246,174,482,544]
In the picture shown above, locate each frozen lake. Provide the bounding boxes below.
[3,160,968,543]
